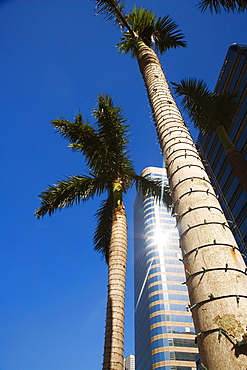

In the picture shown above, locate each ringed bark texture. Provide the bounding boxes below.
[103,205,127,370]
[137,43,247,369]
[226,147,247,193]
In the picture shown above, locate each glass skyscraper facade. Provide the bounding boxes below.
[134,167,198,370]
[197,44,247,262]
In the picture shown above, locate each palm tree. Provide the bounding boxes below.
[35,94,171,370]
[92,2,247,368]
[172,78,247,193]
[197,0,247,13]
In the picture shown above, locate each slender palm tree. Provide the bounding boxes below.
[197,0,247,13]
[92,2,247,368]
[35,94,171,370]
[172,78,247,193]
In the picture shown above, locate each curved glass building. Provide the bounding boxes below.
[134,167,198,370]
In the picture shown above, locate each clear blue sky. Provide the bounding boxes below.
[1,1,246,369]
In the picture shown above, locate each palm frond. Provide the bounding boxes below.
[51,113,96,144]
[117,7,156,57]
[198,0,247,13]
[153,15,187,53]
[172,78,218,132]
[117,32,138,57]
[172,78,212,111]
[93,0,132,31]
[35,175,107,218]
[211,90,239,128]
[51,101,132,178]
[117,7,186,57]
[132,174,172,209]
[172,78,211,97]
[36,93,151,265]
[93,94,134,179]
[94,195,114,263]
[127,6,155,40]
[172,78,238,133]
[52,114,106,170]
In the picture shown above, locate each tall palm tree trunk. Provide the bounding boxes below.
[103,205,127,370]
[226,147,247,192]
[137,41,247,368]
[216,125,247,193]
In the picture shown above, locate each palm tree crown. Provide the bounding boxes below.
[117,6,187,57]
[93,1,187,57]
[172,78,239,134]
[172,78,247,193]
[35,94,171,261]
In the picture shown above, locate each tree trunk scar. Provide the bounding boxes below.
[214,314,244,339]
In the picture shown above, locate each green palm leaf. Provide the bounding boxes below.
[131,174,172,209]
[172,78,247,193]
[94,195,113,262]
[35,175,107,218]
[153,15,187,53]
[52,114,105,172]
[36,94,172,260]
[52,113,96,145]
[198,0,247,13]
[92,94,133,179]
[172,78,238,133]
[117,7,186,57]
[93,0,130,29]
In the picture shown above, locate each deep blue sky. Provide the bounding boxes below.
[1,1,246,369]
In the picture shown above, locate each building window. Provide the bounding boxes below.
[168,338,174,346]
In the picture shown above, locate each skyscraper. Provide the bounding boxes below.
[124,354,135,370]
[197,43,247,262]
[134,167,198,370]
